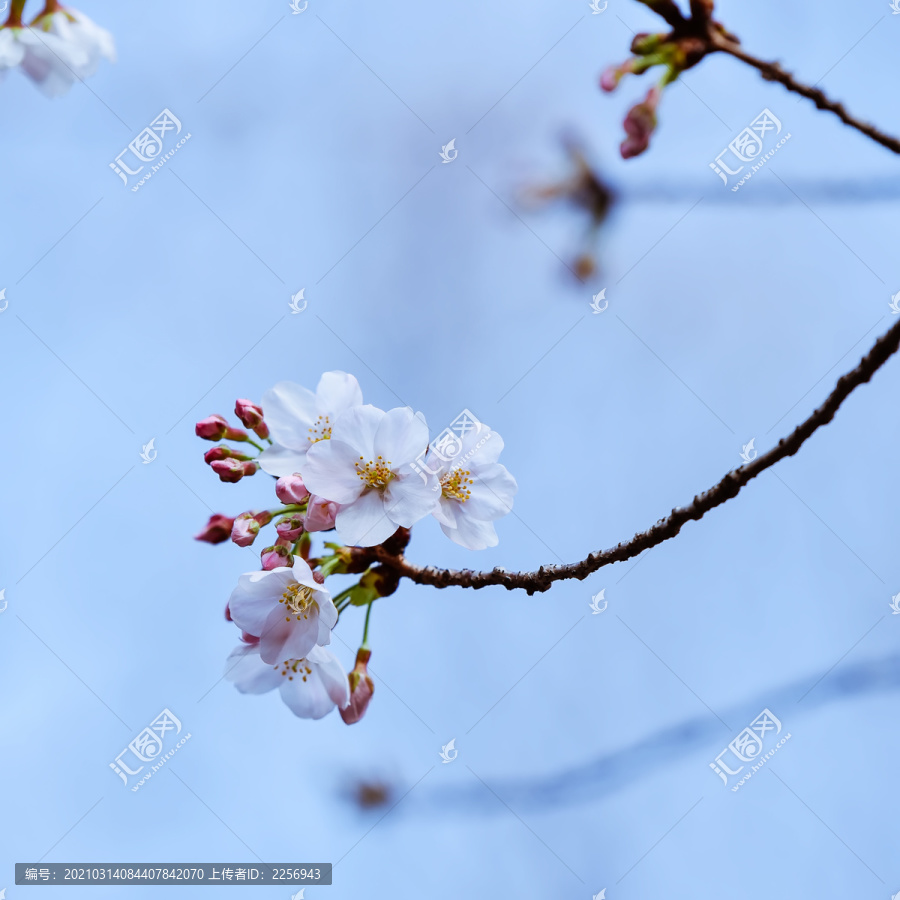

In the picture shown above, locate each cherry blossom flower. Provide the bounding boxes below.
[258,371,363,477]
[426,424,517,550]
[228,557,337,664]
[304,494,339,532]
[30,4,115,82]
[0,25,80,96]
[226,643,350,720]
[303,405,438,546]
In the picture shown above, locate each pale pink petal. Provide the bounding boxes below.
[374,407,429,465]
[228,568,295,636]
[335,491,396,546]
[316,371,363,416]
[384,475,439,527]
[330,404,383,456]
[304,440,366,504]
[258,443,307,477]
[308,646,351,708]
[261,381,319,448]
[225,645,281,694]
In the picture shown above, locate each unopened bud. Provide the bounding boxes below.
[234,399,270,439]
[195,414,250,442]
[340,648,375,725]
[275,473,310,505]
[231,510,272,547]
[211,459,259,483]
[261,543,293,570]
[194,514,235,543]
[305,494,339,532]
[620,85,661,159]
[275,514,305,542]
[204,445,253,464]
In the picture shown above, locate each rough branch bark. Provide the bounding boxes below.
[375,316,900,594]
[710,35,900,156]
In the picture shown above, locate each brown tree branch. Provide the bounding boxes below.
[709,35,900,156]
[376,317,900,595]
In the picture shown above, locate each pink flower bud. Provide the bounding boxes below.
[231,513,259,547]
[204,445,253,464]
[195,414,250,442]
[275,514,305,542]
[312,569,325,585]
[261,544,293,570]
[194,514,235,543]
[234,399,270,439]
[340,648,375,725]
[275,473,310,505]
[600,65,621,93]
[195,415,229,441]
[240,631,260,644]
[620,86,661,159]
[211,459,259,483]
[225,601,233,621]
[304,494,339,532]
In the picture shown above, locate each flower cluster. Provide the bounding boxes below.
[0,1,114,97]
[195,371,517,723]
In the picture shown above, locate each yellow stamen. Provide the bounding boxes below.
[441,467,474,502]
[356,455,395,489]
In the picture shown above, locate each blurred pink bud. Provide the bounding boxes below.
[620,86,661,159]
[600,65,621,92]
[275,473,310,505]
[275,514,305,542]
[225,601,233,621]
[240,631,260,644]
[211,459,259,483]
[194,514,235,543]
[304,495,339,532]
[340,648,375,725]
[312,569,325,585]
[234,399,270,439]
[261,544,293,570]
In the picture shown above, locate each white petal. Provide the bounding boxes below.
[258,443,308,477]
[228,568,295,636]
[463,463,518,520]
[374,407,429,465]
[308,646,351,708]
[316,371,363,416]
[225,645,281,694]
[384,474,439,527]
[330,404,383,456]
[261,381,319,448]
[303,439,366,504]
[279,667,337,719]
[441,515,499,550]
[335,491,396,546]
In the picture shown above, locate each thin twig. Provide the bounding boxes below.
[376,317,900,594]
[710,35,900,155]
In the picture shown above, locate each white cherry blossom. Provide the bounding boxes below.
[226,642,350,720]
[228,557,337,665]
[303,405,438,546]
[427,424,517,550]
[258,371,363,477]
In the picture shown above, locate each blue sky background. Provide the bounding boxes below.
[1,0,899,897]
